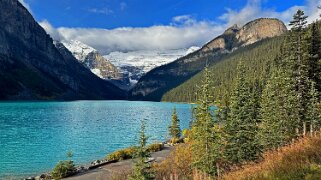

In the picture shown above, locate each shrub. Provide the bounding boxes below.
[107,146,138,161]
[146,143,164,153]
[182,129,191,143]
[107,143,165,161]
[51,160,76,179]
[153,143,193,179]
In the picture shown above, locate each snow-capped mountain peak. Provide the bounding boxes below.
[62,40,97,62]
[104,47,200,87]
[186,46,201,55]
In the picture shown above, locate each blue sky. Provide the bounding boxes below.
[25,0,304,28]
[19,0,321,53]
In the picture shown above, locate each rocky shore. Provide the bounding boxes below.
[23,143,176,180]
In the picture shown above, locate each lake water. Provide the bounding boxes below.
[0,101,194,179]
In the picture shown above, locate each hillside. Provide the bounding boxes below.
[224,135,321,179]
[130,18,287,101]
[162,36,284,103]
[0,0,125,100]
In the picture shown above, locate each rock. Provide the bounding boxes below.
[203,18,287,53]
[145,157,155,163]
[25,177,35,180]
[59,40,125,82]
[91,159,101,166]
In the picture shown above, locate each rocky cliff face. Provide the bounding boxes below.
[202,18,287,53]
[61,40,124,81]
[0,0,125,100]
[84,51,123,79]
[130,18,287,101]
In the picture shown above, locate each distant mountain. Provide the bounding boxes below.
[104,47,200,87]
[61,40,129,89]
[130,18,287,101]
[0,0,125,100]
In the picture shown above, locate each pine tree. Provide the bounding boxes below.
[259,66,300,149]
[289,9,310,131]
[190,66,224,176]
[289,9,308,32]
[128,120,152,180]
[168,107,181,141]
[307,81,321,133]
[224,62,261,163]
[306,22,321,92]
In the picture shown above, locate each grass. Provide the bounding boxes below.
[152,135,321,180]
[224,135,321,180]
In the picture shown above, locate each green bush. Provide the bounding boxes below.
[51,160,76,179]
[107,146,138,161]
[107,143,164,161]
[146,143,164,152]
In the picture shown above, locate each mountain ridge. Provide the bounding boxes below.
[60,40,125,82]
[0,0,125,100]
[130,18,287,101]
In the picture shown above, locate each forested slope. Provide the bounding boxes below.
[130,18,286,101]
[162,36,285,103]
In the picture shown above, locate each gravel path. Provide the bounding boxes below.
[65,145,174,180]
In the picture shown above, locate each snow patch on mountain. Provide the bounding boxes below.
[62,40,96,62]
[60,39,199,88]
[104,47,200,77]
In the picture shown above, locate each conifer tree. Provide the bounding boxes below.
[168,107,181,141]
[289,9,310,130]
[190,66,224,176]
[224,62,261,163]
[306,22,321,92]
[307,81,321,133]
[129,120,152,180]
[259,66,300,149]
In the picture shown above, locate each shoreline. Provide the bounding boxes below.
[64,144,174,180]
[22,143,175,180]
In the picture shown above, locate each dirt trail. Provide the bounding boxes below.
[65,145,173,180]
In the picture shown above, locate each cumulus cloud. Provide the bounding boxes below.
[219,0,320,27]
[18,0,33,14]
[305,0,321,23]
[39,0,321,54]
[39,20,63,41]
[57,19,224,54]
[219,0,303,27]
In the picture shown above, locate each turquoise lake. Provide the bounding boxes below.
[0,101,195,179]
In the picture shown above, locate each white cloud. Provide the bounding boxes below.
[18,0,33,14]
[39,0,321,54]
[305,0,321,23]
[87,8,113,15]
[57,19,224,54]
[39,20,63,41]
[219,0,320,28]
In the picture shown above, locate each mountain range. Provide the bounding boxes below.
[130,18,287,101]
[0,0,289,101]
